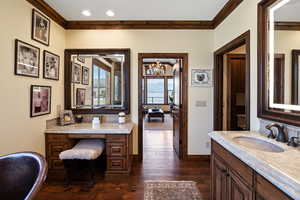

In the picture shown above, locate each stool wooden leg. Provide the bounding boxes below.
[63,160,70,187]
[88,160,95,187]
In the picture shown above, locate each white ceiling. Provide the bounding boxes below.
[274,0,300,22]
[44,0,229,21]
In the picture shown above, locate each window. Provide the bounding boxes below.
[147,79,164,104]
[168,78,174,104]
[144,77,174,104]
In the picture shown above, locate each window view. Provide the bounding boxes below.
[147,78,164,104]
[168,78,174,104]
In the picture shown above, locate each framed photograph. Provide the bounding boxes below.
[30,85,51,117]
[76,88,86,106]
[72,63,81,83]
[191,69,213,87]
[59,110,75,126]
[32,9,50,46]
[15,39,40,78]
[43,50,59,80]
[77,56,85,63]
[82,66,89,85]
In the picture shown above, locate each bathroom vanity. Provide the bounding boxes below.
[45,122,134,179]
[210,131,300,200]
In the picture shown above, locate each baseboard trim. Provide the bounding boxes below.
[132,155,140,161]
[187,155,211,161]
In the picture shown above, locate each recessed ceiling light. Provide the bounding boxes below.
[106,10,115,17]
[81,10,91,17]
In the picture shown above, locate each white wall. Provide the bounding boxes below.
[214,0,261,131]
[66,30,214,155]
[0,0,66,155]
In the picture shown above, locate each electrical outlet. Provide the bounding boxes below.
[206,141,211,148]
[196,100,207,107]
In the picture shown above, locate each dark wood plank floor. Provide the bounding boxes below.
[36,130,210,200]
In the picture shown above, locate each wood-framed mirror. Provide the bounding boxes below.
[258,0,300,126]
[64,49,130,114]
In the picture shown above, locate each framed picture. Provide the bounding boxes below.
[32,9,50,46]
[30,85,51,117]
[191,69,213,87]
[77,56,85,63]
[15,39,40,78]
[59,110,75,126]
[82,66,89,85]
[76,88,86,106]
[43,50,59,80]
[72,63,81,83]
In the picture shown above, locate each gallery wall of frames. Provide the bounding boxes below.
[14,8,66,117]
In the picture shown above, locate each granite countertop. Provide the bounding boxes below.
[209,131,300,199]
[45,122,135,134]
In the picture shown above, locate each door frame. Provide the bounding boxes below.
[214,30,251,130]
[138,53,189,160]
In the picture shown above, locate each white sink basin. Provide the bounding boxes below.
[233,136,284,153]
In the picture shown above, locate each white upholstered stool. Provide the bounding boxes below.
[59,139,105,186]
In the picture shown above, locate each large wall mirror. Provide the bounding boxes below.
[65,49,130,114]
[258,0,300,126]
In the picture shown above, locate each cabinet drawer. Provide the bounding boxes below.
[107,158,126,171]
[49,159,64,170]
[107,135,126,143]
[107,143,126,157]
[212,141,253,186]
[256,174,292,200]
[48,143,71,158]
[47,134,69,142]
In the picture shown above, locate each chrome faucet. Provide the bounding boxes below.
[265,123,287,143]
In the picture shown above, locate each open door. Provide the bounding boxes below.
[172,60,182,158]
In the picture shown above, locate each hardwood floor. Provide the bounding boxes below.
[144,114,173,131]
[36,130,210,200]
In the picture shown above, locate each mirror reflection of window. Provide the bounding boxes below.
[93,61,111,106]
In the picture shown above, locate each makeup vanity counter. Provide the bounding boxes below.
[209,131,300,200]
[45,122,134,134]
[45,122,135,179]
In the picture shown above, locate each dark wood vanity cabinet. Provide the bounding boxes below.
[106,134,133,175]
[45,132,133,180]
[211,140,292,200]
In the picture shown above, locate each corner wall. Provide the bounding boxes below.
[214,0,261,131]
[0,0,66,155]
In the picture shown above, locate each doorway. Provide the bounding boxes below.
[214,31,251,131]
[138,53,188,160]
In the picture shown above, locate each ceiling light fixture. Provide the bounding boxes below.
[81,10,91,17]
[106,10,115,17]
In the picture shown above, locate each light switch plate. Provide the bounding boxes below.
[196,100,207,107]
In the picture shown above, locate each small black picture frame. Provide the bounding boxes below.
[82,66,89,85]
[30,85,51,117]
[43,50,60,80]
[15,39,40,78]
[77,56,85,63]
[32,9,50,46]
[72,62,81,84]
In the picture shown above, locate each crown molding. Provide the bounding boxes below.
[275,22,300,31]
[212,0,243,28]
[65,20,213,29]
[25,0,243,30]
[26,0,67,27]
